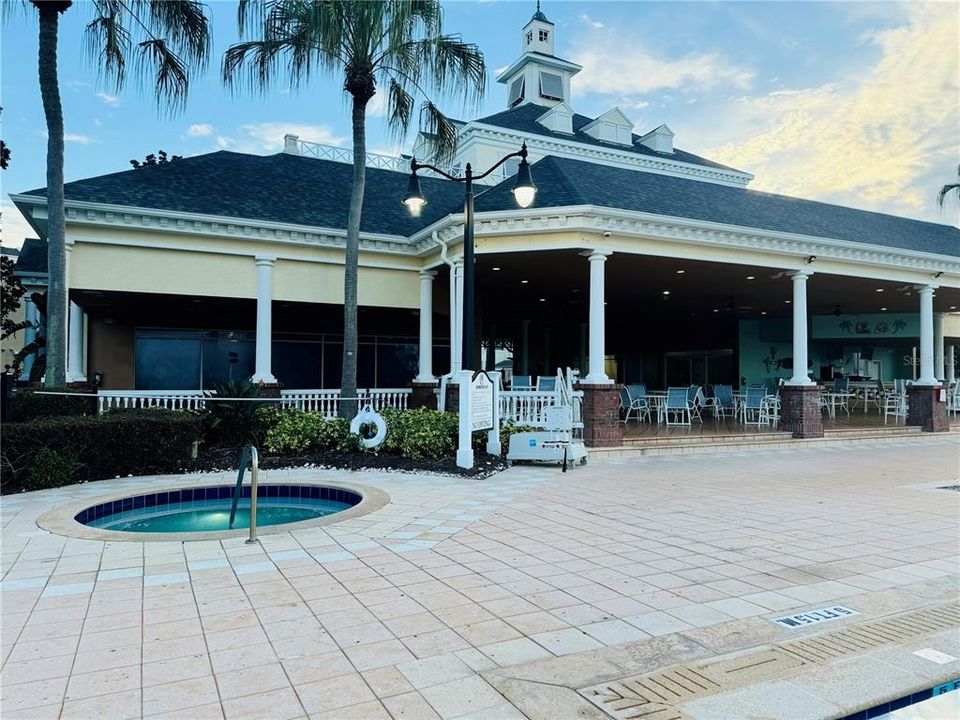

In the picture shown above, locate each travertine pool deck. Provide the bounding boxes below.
[1,436,958,719]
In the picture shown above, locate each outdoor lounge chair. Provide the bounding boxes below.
[884,379,909,424]
[686,385,705,423]
[624,384,652,423]
[512,375,533,390]
[536,376,557,392]
[831,377,851,416]
[741,386,767,426]
[710,384,736,418]
[665,386,693,426]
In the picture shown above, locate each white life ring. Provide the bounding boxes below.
[350,404,388,449]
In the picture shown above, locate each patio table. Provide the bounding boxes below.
[646,391,668,423]
[821,391,850,419]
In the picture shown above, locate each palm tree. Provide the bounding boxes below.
[937,164,960,209]
[14,0,211,387]
[224,0,485,417]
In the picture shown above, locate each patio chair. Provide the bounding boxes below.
[949,382,960,417]
[625,384,652,423]
[711,384,736,418]
[512,375,533,390]
[686,385,705,423]
[760,382,782,427]
[741,386,767,426]
[664,386,693,426]
[831,377,851,416]
[536,376,557,392]
[871,377,888,414]
[884,380,909,424]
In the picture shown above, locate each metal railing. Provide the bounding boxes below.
[229,445,260,544]
[290,136,510,186]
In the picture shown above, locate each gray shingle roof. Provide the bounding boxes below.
[474,155,960,258]
[472,103,745,174]
[21,151,466,237]
[14,237,47,274]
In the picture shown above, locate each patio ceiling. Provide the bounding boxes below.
[475,250,960,321]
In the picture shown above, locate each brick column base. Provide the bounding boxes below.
[907,385,948,432]
[255,383,282,408]
[578,383,623,448]
[410,381,439,410]
[779,385,824,439]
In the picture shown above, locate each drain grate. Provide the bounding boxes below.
[579,602,960,720]
[781,603,960,664]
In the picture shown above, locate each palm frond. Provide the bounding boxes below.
[419,100,458,162]
[143,0,210,67]
[937,183,960,209]
[385,78,414,138]
[84,2,130,92]
[136,38,189,112]
[392,34,485,106]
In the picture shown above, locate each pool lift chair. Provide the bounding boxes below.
[507,368,588,470]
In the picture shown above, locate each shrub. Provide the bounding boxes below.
[1,410,202,492]
[381,407,459,460]
[24,448,74,491]
[202,379,264,445]
[262,410,348,454]
[11,387,96,422]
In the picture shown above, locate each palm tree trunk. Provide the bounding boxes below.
[339,92,369,418]
[36,4,67,388]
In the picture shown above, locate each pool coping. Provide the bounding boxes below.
[35,476,390,542]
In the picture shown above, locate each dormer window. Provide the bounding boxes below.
[526,31,533,45]
[539,30,549,42]
[539,71,563,101]
[508,76,525,107]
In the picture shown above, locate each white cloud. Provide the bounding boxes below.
[216,136,235,150]
[700,2,959,224]
[186,123,215,137]
[572,41,754,96]
[96,92,119,107]
[93,118,103,128]
[0,202,37,250]
[579,14,604,29]
[64,133,95,144]
[236,123,346,153]
[367,92,387,118]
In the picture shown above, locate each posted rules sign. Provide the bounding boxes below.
[470,373,494,431]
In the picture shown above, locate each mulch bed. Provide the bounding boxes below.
[187,445,508,479]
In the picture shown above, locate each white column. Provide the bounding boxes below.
[66,300,86,382]
[933,312,945,381]
[520,320,530,375]
[583,250,612,384]
[452,261,464,374]
[787,270,814,386]
[947,345,956,383]
[416,271,436,382]
[917,284,937,385]
[251,256,277,384]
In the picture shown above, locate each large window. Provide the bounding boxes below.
[539,71,564,101]
[508,76,525,107]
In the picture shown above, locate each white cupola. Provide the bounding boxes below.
[496,2,582,110]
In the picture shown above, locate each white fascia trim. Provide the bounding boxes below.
[68,232,422,272]
[495,53,582,82]
[458,123,754,187]
[10,195,414,255]
[409,204,960,280]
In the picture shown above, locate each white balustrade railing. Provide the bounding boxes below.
[280,389,342,416]
[97,390,208,413]
[364,388,411,412]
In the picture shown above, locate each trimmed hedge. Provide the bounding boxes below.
[261,409,349,454]
[1,410,202,492]
[11,387,96,421]
[381,407,460,460]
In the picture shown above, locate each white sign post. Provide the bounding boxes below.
[456,370,501,469]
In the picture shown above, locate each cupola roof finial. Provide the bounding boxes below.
[532,1,548,22]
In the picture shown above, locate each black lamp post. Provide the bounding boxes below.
[403,143,536,371]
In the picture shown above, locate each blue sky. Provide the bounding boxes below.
[2,1,957,248]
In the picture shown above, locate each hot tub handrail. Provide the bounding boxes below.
[228,445,260,544]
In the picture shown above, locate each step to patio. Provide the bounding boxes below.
[595,424,950,459]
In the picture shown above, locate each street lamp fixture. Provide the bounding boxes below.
[402,143,536,370]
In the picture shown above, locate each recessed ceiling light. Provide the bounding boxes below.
[880,307,888,311]
[713,308,719,313]
[539,297,546,302]
[951,305,958,310]
[521,280,528,284]
[662,290,671,295]
[876,288,884,292]
[492,267,501,271]
[746,275,755,280]
[676,270,686,274]
[785,300,792,304]
[761,311,767,315]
